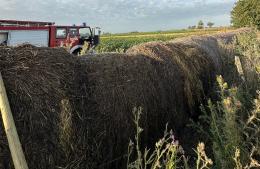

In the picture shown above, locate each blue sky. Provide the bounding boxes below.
[0,0,237,33]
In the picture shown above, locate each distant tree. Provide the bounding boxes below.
[188,25,197,29]
[130,31,139,34]
[103,32,111,35]
[197,20,204,29]
[207,22,214,28]
[231,0,260,29]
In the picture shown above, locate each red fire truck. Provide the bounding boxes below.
[0,20,100,54]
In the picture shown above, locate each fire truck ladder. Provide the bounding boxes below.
[0,20,55,27]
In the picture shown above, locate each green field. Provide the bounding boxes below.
[96,28,230,53]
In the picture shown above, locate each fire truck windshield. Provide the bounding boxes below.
[79,28,91,37]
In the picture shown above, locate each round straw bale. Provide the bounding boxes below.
[71,41,217,167]
[0,45,78,169]
[75,52,192,167]
[171,35,224,72]
[127,41,216,111]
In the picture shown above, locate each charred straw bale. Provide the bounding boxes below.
[0,45,78,169]
[0,30,245,169]
[0,45,124,169]
[72,41,217,167]
[170,28,251,73]
[126,42,216,110]
[172,35,225,72]
[72,52,189,168]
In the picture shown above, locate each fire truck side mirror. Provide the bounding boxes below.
[93,35,100,46]
[92,27,101,36]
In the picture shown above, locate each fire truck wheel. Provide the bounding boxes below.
[72,48,82,55]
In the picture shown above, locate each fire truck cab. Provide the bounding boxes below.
[0,20,100,54]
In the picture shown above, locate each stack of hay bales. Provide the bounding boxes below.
[0,31,243,169]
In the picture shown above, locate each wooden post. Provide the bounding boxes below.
[0,73,29,169]
[235,56,245,82]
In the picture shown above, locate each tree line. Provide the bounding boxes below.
[189,0,260,30]
[188,21,214,29]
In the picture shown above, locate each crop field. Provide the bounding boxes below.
[96,28,231,53]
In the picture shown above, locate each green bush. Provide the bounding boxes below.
[231,0,260,29]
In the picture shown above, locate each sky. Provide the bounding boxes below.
[0,0,237,33]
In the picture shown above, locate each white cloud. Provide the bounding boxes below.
[0,0,236,33]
